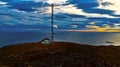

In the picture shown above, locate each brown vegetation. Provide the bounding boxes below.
[0,42,120,67]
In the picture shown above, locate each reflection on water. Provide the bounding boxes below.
[55,32,120,46]
[0,31,120,47]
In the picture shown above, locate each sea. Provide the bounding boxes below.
[0,31,120,47]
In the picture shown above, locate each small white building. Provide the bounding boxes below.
[41,38,51,45]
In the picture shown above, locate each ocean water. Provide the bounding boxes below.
[0,31,120,47]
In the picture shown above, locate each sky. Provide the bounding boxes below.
[0,0,120,32]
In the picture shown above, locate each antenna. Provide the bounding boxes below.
[40,2,54,45]
[51,3,54,42]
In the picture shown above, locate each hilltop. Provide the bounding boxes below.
[0,42,120,67]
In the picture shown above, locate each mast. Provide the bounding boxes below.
[51,3,54,42]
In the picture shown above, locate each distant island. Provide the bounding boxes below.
[0,42,120,67]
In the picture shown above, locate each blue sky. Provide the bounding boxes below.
[0,0,120,31]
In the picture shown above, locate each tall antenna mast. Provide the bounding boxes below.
[40,2,54,45]
[51,3,54,42]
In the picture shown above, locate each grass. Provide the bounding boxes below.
[0,42,120,67]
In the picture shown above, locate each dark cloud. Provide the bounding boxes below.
[69,0,98,8]
[84,8,114,14]
[1,0,49,12]
[9,2,48,12]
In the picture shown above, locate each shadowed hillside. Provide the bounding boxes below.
[0,42,120,67]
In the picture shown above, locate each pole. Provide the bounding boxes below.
[51,3,54,42]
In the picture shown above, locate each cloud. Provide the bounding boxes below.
[1,0,120,17]
[0,6,47,25]
[43,0,68,4]
[86,22,120,31]
[0,1,7,4]
[29,0,68,5]
[0,0,120,31]
[0,0,69,12]
[97,0,120,15]
[39,4,118,18]
[2,0,68,5]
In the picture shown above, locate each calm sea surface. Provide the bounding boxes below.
[0,31,120,47]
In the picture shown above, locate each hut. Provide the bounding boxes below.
[41,38,51,45]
